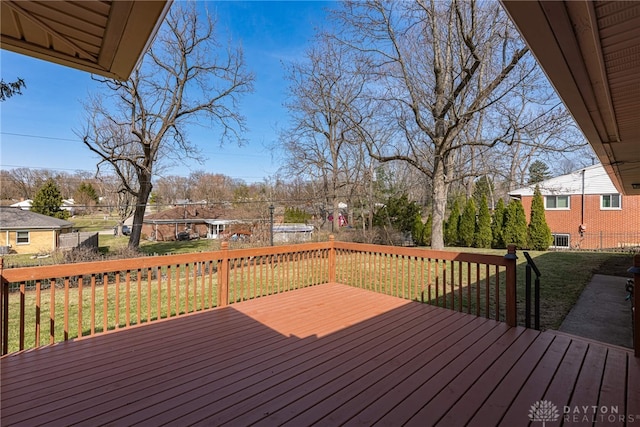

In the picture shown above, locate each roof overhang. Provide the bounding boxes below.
[501,1,640,194]
[1,0,172,80]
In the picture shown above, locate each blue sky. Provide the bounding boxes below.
[0,1,333,184]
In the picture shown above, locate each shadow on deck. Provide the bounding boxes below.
[2,283,639,426]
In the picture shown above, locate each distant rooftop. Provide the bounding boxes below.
[0,207,73,230]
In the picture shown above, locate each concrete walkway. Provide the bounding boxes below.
[559,274,633,349]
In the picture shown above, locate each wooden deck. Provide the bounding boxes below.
[2,283,639,426]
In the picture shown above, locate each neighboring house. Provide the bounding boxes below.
[9,198,75,215]
[510,164,640,249]
[61,199,75,215]
[141,206,251,241]
[0,207,73,254]
[10,199,33,210]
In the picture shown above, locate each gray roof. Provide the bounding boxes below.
[0,207,73,230]
[509,164,619,197]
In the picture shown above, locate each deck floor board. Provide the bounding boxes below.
[1,283,636,427]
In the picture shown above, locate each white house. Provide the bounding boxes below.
[10,199,75,215]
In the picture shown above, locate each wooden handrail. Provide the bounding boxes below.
[0,239,519,356]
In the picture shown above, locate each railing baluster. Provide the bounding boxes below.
[35,280,41,348]
[115,272,120,328]
[19,282,25,350]
[103,273,108,333]
[450,261,455,310]
[193,262,198,310]
[252,256,257,297]
[281,254,286,292]
[175,264,180,315]
[427,259,432,303]
[125,270,131,327]
[282,255,287,293]
[147,267,152,322]
[401,254,406,297]
[77,277,83,337]
[443,261,448,308]
[495,265,500,321]
[435,261,440,306]
[91,274,96,335]
[185,264,190,312]
[64,278,69,341]
[466,263,471,314]
[458,262,463,313]
[200,262,205,310]
[167,265,172,317]
[485,264,490,318]
[136,269,142,324]
[476,264,481,317]
[270,254,275,294]
[49,278,55,344]
[394,254,399,297]
[157,266,162,319]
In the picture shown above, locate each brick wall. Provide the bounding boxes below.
[519,194,640,249]
[8,230,56,255]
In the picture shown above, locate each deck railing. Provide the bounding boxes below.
[333,241,517,324]
[0,238,516,356]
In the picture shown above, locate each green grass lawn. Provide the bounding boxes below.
[139,238,220,255]
[441,247,634,329]
[71,213,119,232]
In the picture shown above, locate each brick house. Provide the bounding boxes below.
[141,206,253,242]
[0,207,73,254]
[509,164,640,250]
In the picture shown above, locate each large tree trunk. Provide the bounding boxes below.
[129,173,152,249]
[431,159,447,250]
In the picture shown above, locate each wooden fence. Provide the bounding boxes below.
[58,231,99,251]
[0,238,517,356]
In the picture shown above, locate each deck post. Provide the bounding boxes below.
[218,242,230,307]
[504,245,518,327]
[1,258,6,355]
[328,235,336,283]
[632,254,640,357]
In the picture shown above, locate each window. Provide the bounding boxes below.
[545,195,570,210]
[601,194,621,209]
[16,231,29,244]
[551,234,570,248]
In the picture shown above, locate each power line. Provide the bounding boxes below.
[1,132,270,159]
[0,132,78,142]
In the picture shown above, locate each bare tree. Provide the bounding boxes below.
[279,34,369,233]
[189,171,235,204]
[0,78,26,101]
[4,168,56,200]
[331,0,534,249]
[79,3,253,247]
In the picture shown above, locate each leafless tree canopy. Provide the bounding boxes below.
[275,0,590,249]
[78,2,254,247]
[278,34,372,232]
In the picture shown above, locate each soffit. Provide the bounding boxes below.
[1,0,171,80]
[502,1,640,195]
